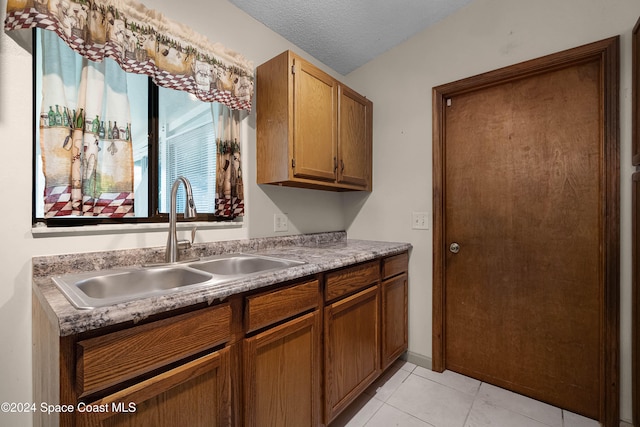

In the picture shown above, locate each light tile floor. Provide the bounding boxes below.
[331,360,633,427]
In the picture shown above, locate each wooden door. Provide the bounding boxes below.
[324,285,380,423]
[293,57,337,182]
[243,311,321,427]
[77,349,231,427]
[433,38,619,425]
[338,85,372,189]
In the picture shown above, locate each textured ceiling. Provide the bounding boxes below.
[228,0,473,75]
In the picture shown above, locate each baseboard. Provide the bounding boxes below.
[401,351,432,370]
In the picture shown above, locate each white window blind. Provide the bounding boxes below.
[165,121,217,213]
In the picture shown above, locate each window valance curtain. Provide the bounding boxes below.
[4,0,254,111]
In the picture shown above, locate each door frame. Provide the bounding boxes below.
[432,37,619,426]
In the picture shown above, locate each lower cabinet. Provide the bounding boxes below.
[324,285,381,423]
[381,273,408,370]
[76,348,230,427]
[35,252,409,427]
[33,303,233,427]
[243,311,321,426]
[381,253,409,370]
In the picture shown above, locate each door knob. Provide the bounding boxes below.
[449,242,460,254]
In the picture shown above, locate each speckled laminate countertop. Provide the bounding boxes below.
[32,232,411,337]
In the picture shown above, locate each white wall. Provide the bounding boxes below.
[344,0,640,422]
[1,0,638,424]
[0,1,345,426]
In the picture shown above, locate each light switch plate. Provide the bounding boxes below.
[412,212,429,230]
[274,213,288,232]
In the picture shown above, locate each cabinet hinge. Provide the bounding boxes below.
[292,158,296,168]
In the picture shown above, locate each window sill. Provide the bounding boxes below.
[31,219,243,238]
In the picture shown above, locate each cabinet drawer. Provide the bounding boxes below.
[245,279,319,333]
[76,304,231,398]
[325,261,379,301]
[382,252,409,280]
[77,348,230,427]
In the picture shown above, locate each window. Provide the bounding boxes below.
[158,87,217,214]
[33,28,232,226]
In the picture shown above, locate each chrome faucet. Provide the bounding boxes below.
[165,176,198,263]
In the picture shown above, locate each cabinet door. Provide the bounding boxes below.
[382,273,408,370]
[76,348,230,427]
[324,285,380,423]
[244,311,321,427]
[338,85,372,189]
[293,57,337,182]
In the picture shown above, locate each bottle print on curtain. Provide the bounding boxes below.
[39,30,134,218]
[214,105,244,218]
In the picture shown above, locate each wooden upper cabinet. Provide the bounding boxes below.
[257,50,372,191]
[294,59,337,182]
[338,85,372,188]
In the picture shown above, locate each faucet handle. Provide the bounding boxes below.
[176,227,197,252]
[177,240,192,251]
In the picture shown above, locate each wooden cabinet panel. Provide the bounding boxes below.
[325,260,379,302]
[255,50,291,184]
[294,58,337,181]
[77,348,230,427]
[76,304,231,397]
[245,279,319,333]
[338,86,372,189]
[382,273,408,370]
[324,285,380,423]
[244,311,321,427]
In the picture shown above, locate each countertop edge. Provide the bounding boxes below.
[33,236,412,337]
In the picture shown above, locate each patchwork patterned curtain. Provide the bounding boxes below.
[40,30,134,217]
[213,105,244,218]
[4,0,254,111]
[5,0,255,220]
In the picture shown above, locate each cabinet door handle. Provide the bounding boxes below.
[334,157,338,172]
[340,160,345,173]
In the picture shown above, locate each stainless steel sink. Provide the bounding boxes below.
[187,254,305,276]
[52,266,214,309]
[51,253,305,309]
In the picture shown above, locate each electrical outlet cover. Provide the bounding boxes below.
[412,212,429,230]
[274,213,288,232]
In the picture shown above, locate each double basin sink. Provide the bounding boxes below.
[52,253,305,309]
